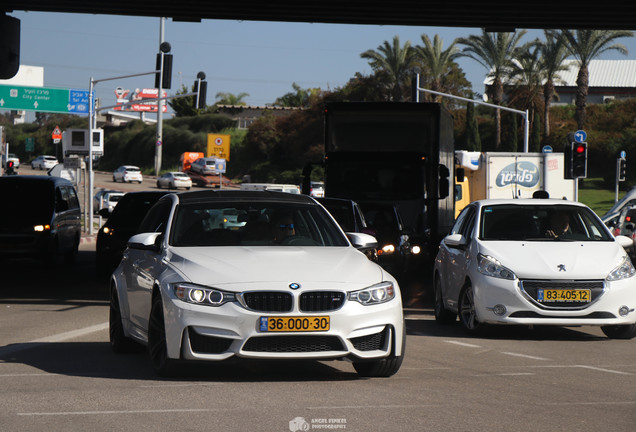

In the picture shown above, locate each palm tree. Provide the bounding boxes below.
[457,30,527,149]
[360,36,417,101]
[506,41,545,150]
[215,92,250,106]
[536,30,571,139]
[559,29,633,129]
[412,34,461,102]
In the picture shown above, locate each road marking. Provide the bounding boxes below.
[0,322,108,357]
[574,365,632,375]
[444,340,482,348]
[18,409,214,417]
[527,364,633,375]
[501,351,550,361]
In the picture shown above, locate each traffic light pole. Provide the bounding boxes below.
[616,158,621,203]
[413,73,530,152]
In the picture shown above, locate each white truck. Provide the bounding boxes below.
[455,151,577,217]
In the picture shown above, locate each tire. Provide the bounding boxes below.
[458,284,483,334]
[148,293,176,376]
[109,287,138,353]
[156,181,161,188]
[113,175,117,182]
[601,323,636,339]
[434,275,456,324]
[353,325,405,378]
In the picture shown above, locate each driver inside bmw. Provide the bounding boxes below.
[273,213,296,243]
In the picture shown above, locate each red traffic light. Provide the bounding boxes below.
[575,144,586,153]
[7,161,13,168]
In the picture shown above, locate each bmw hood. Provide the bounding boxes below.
[479,240,629,280]
[165,246,387,288]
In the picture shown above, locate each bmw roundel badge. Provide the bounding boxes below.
[289,283,301,290]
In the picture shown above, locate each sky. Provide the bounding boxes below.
[5,11,636,118]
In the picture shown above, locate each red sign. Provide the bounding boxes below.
[114,88,168,112]
[52,125,62,140]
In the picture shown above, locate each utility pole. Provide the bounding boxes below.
[155,17,166,177]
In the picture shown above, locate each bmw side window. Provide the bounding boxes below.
[139,200,172,234]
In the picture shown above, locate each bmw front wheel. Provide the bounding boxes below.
[353,326,405,378]
[148,293,176,376]
[109,287,138,353]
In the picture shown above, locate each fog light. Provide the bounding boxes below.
[618,306,633,317]
[492,304,507,316]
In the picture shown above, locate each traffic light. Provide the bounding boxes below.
[619,158,627,181]
[571,142,587,178]
[154,53,173,89]
[5,160,15,175]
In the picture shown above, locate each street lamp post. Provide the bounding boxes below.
[155,19,171,176]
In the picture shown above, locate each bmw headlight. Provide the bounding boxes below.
[607,256,636,281]
[172,283,236,306]
[349,282,395,305]
[477,254,516,280]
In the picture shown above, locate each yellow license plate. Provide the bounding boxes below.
[259,316,330,332]
[538,289,591,302]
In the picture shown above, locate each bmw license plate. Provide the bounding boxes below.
[537,289,591,303]
[259,316,330,332]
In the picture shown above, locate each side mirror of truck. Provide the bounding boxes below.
[455,167,465,183]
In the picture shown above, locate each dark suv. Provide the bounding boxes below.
[96,191,168,275]
[0,176,81,264]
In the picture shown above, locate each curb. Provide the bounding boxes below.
[80,235,97,244]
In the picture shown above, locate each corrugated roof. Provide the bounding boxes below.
[556,60,636,87]
[485,60,636,87]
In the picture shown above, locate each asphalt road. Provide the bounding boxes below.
[1,167,636,431]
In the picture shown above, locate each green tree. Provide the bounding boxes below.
[215,92,250,106]
[273,83,321,107]
[559,29,633,129]
[507,41,546,150]
[457,30,527,149]
[168,84,200,117]
[465,102,481,151]
[413,34,461,102]
[360,36,417,101]
[537,30,571,139]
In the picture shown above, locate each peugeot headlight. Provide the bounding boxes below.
[349,282,395,305]
[607,256,636,281]
[477,254,516,280]
[172,283,236,306]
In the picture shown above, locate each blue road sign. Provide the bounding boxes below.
[574,130,587,142]
[542,145,553,153]
[68,89,90,114]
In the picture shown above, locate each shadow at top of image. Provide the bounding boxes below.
[405,314,607,342]
[0,341,360,382]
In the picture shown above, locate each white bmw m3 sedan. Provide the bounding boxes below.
[110,190,405,377]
